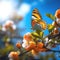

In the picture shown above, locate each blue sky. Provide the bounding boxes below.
[18,1,60,59]
[18,0,60,36]
[0,0,60,36]
[0,0,60,59]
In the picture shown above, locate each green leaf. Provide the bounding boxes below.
[0,45,14,56]
[47,24,55,33]
[0,25,2,30]
[3,36,10,42]
[46,13,56,20]
[39,31,44,38]
[31,32,39,37]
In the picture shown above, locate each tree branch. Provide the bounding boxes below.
[19,48,60,56]
[0,30,23,39]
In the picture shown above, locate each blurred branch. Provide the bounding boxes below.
[47,32,60,39]
[9,35,23,39]
[0,30,23,39]
[19,47,60,56]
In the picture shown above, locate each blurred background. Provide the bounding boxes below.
[0,0,60,60]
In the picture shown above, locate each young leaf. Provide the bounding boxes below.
[46,13,56,20]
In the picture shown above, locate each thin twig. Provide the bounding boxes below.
[19,48,60,56]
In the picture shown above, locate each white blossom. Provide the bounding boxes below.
[12,24,16,30]
[45,37,49,43]
[55,41,57,43]
[49,39,52,42]
[22,39,29,48]
[2,26,6,31]
[25,32,31,35]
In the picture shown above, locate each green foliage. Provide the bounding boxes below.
[31,30,43,38]
[0,44,14,56]
[0,25,2,30]
[46,13,56,20]
[3,36,10,43]
[47,24,55,33]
